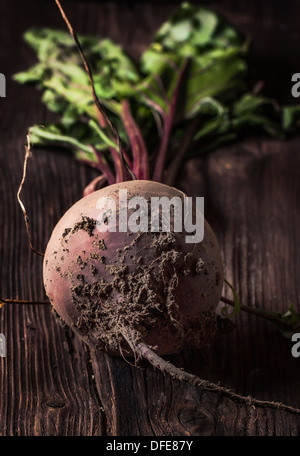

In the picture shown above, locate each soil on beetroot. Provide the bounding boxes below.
[57,215,218,357]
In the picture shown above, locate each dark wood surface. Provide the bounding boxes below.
[1,0,300,436]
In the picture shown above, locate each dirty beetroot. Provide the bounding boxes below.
[42,180,300,413]
[14,0,300,415]
[43,180,224,358]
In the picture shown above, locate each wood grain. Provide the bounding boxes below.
[0,0,300,436]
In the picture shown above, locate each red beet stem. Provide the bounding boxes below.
[121,99,150,180]
[153,58,190,183]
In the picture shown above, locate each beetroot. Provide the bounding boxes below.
[13,0,300,416]
[43,180,224,357]
[41,179,300,413]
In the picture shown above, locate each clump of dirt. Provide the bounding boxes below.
[90,265,98,276]
[69,216,97,237]
[93,239,106,250]
[62,228,72,238]
[76,256,87,270]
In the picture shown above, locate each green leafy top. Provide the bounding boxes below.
[14,2,300,188]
